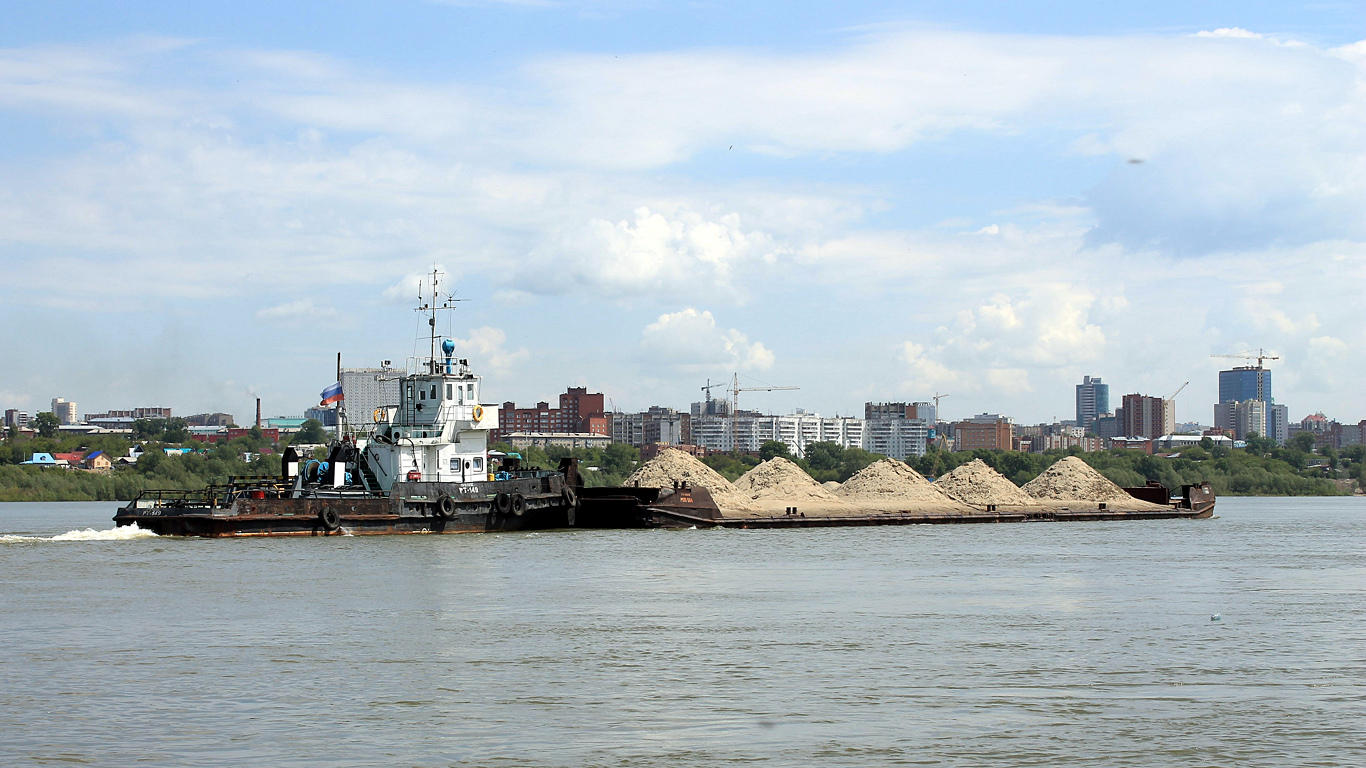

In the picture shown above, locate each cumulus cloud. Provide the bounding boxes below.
[899,286,1106,395]
[522,206,779,300]
[445,327,530,373]
[639,308,774,372]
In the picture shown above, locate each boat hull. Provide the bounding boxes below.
[114,476,573,537]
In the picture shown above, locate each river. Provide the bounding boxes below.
[1,497,1362,766]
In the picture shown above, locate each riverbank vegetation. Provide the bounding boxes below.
[0,431,279,501]
[0,430,1357,501]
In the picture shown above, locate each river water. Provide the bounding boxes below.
[1,497,1362,767]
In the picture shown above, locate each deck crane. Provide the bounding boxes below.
[727,372,798,453]
[1211,349,1280,368]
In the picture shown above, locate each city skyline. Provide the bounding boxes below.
[2,2,1363,425]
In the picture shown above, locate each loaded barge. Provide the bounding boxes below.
[573,479,1216,529]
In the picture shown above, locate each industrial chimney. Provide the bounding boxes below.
[256,398,261,429]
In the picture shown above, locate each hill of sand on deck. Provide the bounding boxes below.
[1022,456,1137,502]
[729,457,855,515]
[933,459,1036,507]
[625,448,754,511]
[835,458,972,512]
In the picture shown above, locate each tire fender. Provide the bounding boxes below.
[319,506,341,531]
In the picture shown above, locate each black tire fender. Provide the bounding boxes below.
[494,492,512,514]
[437,494,457,519]
[510,493,527,516]
[319,506,341,531]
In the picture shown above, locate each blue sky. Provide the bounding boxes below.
[2,1,1363,426]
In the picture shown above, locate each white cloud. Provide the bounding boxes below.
[899,285,1105,396]
[1193,28,1264,39]
[255,299,339,323]
[522,206,779,300]
[445,326,530,373]
[639,308,774,372]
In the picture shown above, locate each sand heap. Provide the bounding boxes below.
[821,481,843,491]
[1022,456,1135,502]
[625,449,753,510]
[835,458,959,506]
[933,459,1036,507]
[734,457,842,503]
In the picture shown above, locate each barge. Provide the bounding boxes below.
[574,480,1215,529]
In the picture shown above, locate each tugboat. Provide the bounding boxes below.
[114,272,579,537]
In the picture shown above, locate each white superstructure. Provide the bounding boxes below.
[358,271,499,490]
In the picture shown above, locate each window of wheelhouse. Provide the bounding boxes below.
[446,383,453,400]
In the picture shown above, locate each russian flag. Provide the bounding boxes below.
[319,381,343,406]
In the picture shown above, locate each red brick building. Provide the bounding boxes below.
[495,387,608,442]
[954,415,1012,451]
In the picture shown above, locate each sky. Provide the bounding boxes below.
[1,1,1363,427]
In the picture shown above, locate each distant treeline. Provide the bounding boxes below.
[0,430,1356,501]
[700,436,1357,497]
[0,431,281,502]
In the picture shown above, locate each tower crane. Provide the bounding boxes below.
[1211,349,1280,368]
[727,372,798,453]
[1166,381,1188,400]
[932,392,950,450]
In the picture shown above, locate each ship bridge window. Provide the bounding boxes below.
[406,384,414,401]
[450,457,459,471]
[467,383,475,399]
[446,383,453,400]
[418,387,426,401]
[473,457,483,472]
[430,384,438,400]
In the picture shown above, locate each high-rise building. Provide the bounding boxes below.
[51,398,79,425]
[1234,399,1268,441]
[1075,376,1109,432]
[610,407,690,448]
[1121,394,1175,439]
[863,402,933,458]
[1267,403,1290,445]
[1218,367,1271,404]
[864,401,936,423]
[339,367,402,430]
[4,409,30,428]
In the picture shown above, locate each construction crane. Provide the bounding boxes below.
[932,392,950,450]
[1166,381,1188,400]
[727,372,798,453]
[1211,349,1280,368]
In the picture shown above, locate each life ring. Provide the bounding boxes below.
[472,405,484,421]
[437,494,457,519]
[494,492,512,514]
[510,494,527,516]
[319,506,341,531]
[373,408,384,422]
[562,486,578,509]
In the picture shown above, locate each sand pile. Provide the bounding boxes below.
[933,459,1035,507]
[625,449,753,510]
[822,481,842,491]
[1023,456,1135,502]
[734,457,842,503]
[836,459,957,505]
